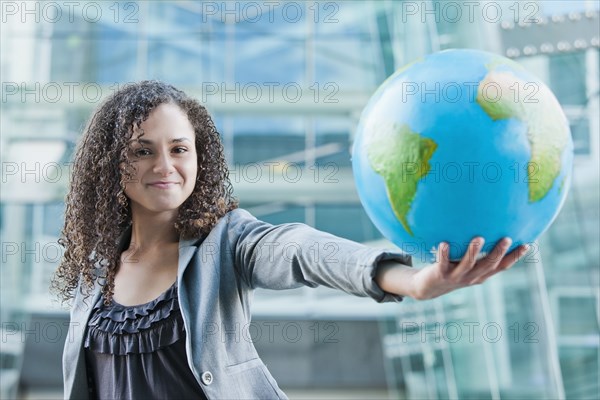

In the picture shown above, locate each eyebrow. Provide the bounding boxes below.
[134,138,191,145]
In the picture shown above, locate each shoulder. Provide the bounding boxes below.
[188,208,267,245]
[224,208,257,223]
[204,208,293,254]
[218,208,266,233]
[181,208,260,246]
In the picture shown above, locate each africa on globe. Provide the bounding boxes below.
[352,49,573,262]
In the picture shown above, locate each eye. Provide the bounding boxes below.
[172,146,188,154]
[133,147,151,157]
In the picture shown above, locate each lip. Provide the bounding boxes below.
[147,181,179,189]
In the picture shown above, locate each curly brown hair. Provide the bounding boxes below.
[51,80,238,305]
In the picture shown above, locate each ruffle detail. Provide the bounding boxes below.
[84,282,186,355]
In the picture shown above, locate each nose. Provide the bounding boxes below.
[152,152,175,176]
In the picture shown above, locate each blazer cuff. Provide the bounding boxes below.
[364,250,412,303]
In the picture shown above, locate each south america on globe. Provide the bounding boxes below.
[352,49,573,262]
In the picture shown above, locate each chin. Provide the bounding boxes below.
[137,202,185,214]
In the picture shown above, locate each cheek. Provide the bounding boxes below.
[188,164,198,187]
[187,155,198,180]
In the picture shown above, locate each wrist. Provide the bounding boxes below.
[375,260,419,298]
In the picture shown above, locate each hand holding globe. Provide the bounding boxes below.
[376,236,530,300]
[359,49,573,298]
[353,49,573,265]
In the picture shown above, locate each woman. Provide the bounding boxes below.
[52,80,529,399]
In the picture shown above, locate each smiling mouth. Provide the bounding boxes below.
[148,182,179,189]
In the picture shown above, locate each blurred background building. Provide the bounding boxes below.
[1,1,598,399]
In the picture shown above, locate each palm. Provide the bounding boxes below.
[411,238,529,300]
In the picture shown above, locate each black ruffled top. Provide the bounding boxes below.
[83,282,207,400]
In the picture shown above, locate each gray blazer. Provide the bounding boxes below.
[63,208,411,399]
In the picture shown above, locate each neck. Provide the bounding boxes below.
[128,209,180,253]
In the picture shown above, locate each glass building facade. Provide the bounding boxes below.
[1,1,598,398]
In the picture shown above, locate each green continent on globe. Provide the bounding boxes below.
[476,70,569,202]
[367,122,437,236]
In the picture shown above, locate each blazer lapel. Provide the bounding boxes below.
[178,236,199,281]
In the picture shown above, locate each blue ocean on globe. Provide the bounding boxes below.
[352,49,573,262]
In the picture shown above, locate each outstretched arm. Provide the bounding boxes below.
[228,208,410,302]
[375,237,530,300]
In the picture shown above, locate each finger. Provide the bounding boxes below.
[497,244,530,270]
[437,242,452,277]
[469,243,529,284]
[458,237,485,271]
[467,238,512,284]
[480,237,512,269]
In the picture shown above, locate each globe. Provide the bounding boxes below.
[352,49,573,263]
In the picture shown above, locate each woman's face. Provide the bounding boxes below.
[124,103,198,218]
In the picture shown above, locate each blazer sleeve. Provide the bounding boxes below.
[227,208,412,303]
